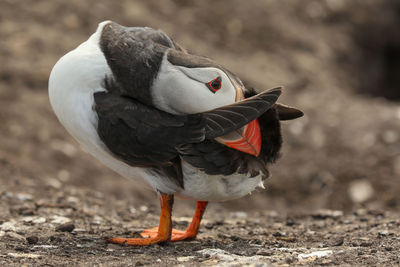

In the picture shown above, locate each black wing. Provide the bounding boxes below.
[203,87,282,138]
[94,87,281,166]
[94,92,205,167]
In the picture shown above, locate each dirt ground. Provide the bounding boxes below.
[1,0,400,266]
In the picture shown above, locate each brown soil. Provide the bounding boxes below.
[1,0,399,265]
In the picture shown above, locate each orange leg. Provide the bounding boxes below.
[107,194,173,246]
[141,201,208,242]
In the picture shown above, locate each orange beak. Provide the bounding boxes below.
[214,89,262,156]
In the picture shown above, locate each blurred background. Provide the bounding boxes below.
[0,0,399,215]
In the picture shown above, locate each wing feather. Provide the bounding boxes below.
[203,87,282,138]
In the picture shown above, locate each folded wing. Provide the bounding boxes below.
[94,87,282,167]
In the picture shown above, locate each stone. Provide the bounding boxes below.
[26,236,39,244]
[51,216,71,224]
[7,253,41,259]
[311,209,343,219]
[56,223,75,233]
[348,180,374,203]
[1,221,17,232]
[298,250,333,260]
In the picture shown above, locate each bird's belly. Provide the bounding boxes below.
[177,160,265,202]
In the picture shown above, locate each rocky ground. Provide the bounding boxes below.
[1,0,400,266]
[0,189,399,266]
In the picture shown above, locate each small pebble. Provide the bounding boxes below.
[378,231,388,237]
[16,193,33,201]
[15,246,25,252]
[7,252,41,259]
[204,223,213,230]
[214,220,224,226]
[360,241,372,247]
[312,209,343,219]
[139,206,148,212]
[321,237,344,247]
[56,223,75,233]
[331,237,344,246]
[1,221,17,232]
[273,231,283,237]
[26,236,39,244]
[286,218,295,226]
[256,249,273,256]
[217,233,227,239]
[348,180,374,203]
[51,216,71,224]
[18,207,35,216]
[229,235,239,241]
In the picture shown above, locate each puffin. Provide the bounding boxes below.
[48,21,303,246]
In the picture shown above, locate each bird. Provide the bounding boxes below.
[48,21,303,246]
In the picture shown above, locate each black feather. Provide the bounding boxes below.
[204,87,281,138]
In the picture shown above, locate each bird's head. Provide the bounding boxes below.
[151,57,246,114]
[98,21,245,114]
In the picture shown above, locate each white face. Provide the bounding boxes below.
[151,57,237,114]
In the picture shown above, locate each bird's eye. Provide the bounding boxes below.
[206,76,222,93]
